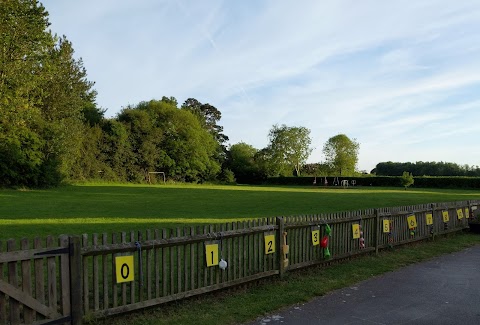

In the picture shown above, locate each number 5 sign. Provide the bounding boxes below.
[383,220,390,233]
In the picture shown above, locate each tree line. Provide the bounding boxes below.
[373,161,480,177]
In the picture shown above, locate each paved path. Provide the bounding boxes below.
[247,245,480,325]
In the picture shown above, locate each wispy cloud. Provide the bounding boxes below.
[45,0,480,171]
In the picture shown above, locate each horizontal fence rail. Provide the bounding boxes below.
[0,200,478,324]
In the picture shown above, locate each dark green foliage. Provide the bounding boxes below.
[181,98,229,158]
[374,161,480,177]
[0,0,97,187]
[225,142,266,183]
[264,176,480,189]
[106,99,221,182]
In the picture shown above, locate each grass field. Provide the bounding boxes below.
[1,183,479,239]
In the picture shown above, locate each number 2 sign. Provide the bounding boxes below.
[264,234,276,254]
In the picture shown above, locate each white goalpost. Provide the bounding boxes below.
[147,171,166,184]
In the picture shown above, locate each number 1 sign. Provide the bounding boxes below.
[205,243,219,267]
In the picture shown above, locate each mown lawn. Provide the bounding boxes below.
[1,183,479,239]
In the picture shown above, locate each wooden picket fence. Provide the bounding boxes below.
[0,200,477,324]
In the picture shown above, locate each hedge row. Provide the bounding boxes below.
[263,176,480,189]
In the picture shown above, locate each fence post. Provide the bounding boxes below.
[276,217,286,279]
[69,236,83,325]
[374,209,380,255]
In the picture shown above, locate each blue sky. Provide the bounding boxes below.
[44,0,480,172]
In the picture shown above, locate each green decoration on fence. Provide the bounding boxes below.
[325,224,332,236]
[322,223,332,259]
[324,247,331,258]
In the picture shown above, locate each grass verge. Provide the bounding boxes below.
[95,232,480,325]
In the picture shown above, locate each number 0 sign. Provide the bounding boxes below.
[264,234,275,254]
[115,255,134,283]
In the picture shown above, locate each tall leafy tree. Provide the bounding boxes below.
[37,36,98,181]
[264,124,312,176]
[0,0,97,186]
[323,134,359,176]
[181,98,229,156]
[0,0,53,186]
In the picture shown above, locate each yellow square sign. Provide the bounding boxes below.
[312,230,320,246]
[352,224,360,239]
[383,220,390,233]
[264,234,276,254]
[442,211,450,223]
[426,213,433,225]
[115,255,134,283]
[205,244,219,267]
[457,209,464,219]
[407,215,417,229]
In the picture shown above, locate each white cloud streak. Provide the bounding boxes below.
[44,0,480,171]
